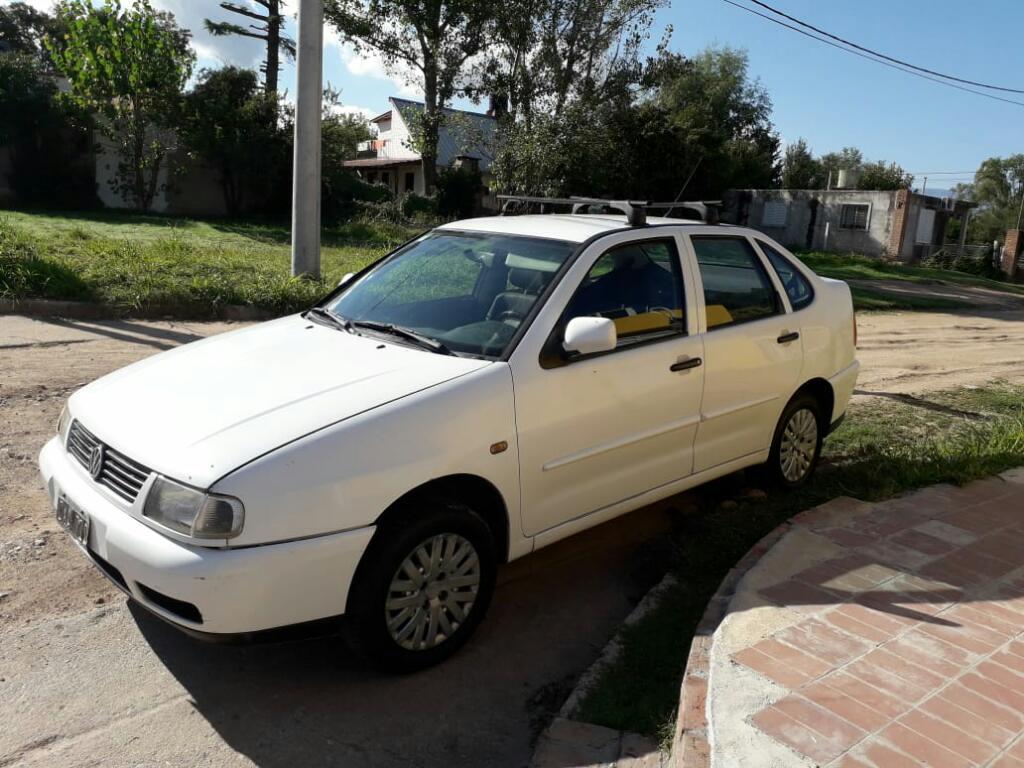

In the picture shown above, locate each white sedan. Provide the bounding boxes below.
[40,207,858,671]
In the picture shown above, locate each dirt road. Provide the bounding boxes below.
[2,308,1023,767]
[854,309,1024,393]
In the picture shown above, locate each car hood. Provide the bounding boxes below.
[69,314,491,488]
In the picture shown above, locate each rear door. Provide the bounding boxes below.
[684,233,803,473]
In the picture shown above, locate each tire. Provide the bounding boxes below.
[763,393,824,489]
[345,498,496,673]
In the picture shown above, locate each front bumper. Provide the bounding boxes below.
[39,437,376,635]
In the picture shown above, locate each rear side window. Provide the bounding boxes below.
[691,236,779,330]
[758,241,815,311]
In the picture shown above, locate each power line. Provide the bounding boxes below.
[743,0,1024,95]
[719,0,1024,109]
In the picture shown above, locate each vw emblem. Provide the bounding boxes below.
[88,445,105,480]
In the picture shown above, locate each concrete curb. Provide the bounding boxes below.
[0,298,278,322]
[530,572,679,768]
[669,515,803,768]
[560,571,679,719]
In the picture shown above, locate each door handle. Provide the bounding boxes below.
[777,331,800,344]
[670,357,703,372]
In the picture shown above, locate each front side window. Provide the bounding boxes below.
[691,236,779,330]
[758,241,814,311]
[563,239,685,346]
[328,231,575,358]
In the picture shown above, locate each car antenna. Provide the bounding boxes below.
[666,156,703,219]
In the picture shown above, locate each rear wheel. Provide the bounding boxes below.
[764,394,824,488]
[346,499,496,673]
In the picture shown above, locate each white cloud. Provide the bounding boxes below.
[333,40,423,100]
[329,103,378,121]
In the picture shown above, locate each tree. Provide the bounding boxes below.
[493,47,780,201]
[180,66,284,215]
[320,89,374,220]
[0,53,94,207]
[0,2,65,61]
[818,146,863,186]
[780,139,822,189]
[644,47,779,199]
[326,0,494,194]
[204,2,295,96]
[955,155,1024,243]
[476,0,665,125]
[857,160,913,191]
[49,0,195,212]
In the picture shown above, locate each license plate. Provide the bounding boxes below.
[55,494,91,548]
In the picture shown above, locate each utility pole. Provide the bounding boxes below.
[291,0,323,279]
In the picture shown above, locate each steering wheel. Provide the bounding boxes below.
[496,310,524,324]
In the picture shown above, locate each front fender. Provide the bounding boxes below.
[213,364,520,548]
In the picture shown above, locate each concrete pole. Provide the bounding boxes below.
[291,0,324,279]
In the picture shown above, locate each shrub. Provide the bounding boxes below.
[436,166,481,219]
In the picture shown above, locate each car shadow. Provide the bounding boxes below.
[133,501,677,768]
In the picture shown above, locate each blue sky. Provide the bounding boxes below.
[11,0,1024,189]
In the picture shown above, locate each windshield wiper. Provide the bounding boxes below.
[305,306,353,333]
[350,320,454,355]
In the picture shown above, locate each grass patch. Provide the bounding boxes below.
[799,251,1024,312]
[800,251,1024,294]
[0,210,420,313]
[573,382,1024,742]
[847,286,973,312]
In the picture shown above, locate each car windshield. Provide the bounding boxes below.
[327,231,576,358]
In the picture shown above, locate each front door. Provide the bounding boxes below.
[686,234,803,473]
[510,232,705,537]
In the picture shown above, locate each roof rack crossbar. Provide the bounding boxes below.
[496,195,719,225]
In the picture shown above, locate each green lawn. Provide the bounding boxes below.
[573,382,1024,745]
[3,210,1021,315]
[799,251,1024,311]
[0,210,419,314]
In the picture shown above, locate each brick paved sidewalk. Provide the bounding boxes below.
[703,469,1024,768]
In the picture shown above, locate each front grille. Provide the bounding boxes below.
[67,420,151,503]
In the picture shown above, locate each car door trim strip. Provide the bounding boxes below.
[542,413,702,472]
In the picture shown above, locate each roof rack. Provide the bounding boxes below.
[496,195,720,226]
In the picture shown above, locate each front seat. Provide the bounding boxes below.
[486,268,546,324]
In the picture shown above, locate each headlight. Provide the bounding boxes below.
[57,405,71,444]
[143,476,244,539]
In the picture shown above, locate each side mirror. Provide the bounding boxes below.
[338,272,355,287]
[563,316,617,356]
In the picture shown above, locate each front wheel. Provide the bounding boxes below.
[764,395,824,488]
[345,499,496,673]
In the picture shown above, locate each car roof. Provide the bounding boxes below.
[437,214,718,244]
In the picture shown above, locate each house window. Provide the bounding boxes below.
[381,171,390,187]
[761,200,788,228]
[839,203,871,230]
[405,172,415,192]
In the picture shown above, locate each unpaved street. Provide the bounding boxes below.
[2,307,1024,767]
